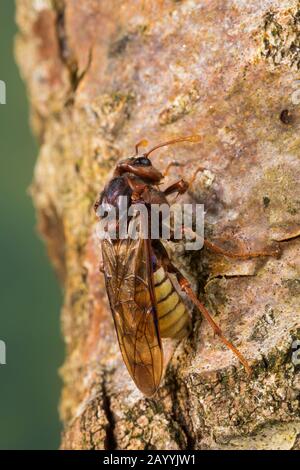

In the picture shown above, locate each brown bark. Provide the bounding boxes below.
[16,0,300,450]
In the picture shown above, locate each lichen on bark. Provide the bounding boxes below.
[16,0,300,450]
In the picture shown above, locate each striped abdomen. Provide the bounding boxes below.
[153,267,191,339]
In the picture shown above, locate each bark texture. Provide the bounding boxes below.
[16,0,300,450]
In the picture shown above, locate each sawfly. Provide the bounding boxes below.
[94,136,279,396]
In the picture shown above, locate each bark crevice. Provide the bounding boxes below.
[102,373,117,451]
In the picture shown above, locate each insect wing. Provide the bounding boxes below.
[101,221,163,396]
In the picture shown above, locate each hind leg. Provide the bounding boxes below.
[157,244,252,375]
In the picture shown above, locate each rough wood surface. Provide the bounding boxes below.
[16,0,300,450]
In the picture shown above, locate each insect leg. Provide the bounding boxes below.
[176,272,252,375]
[177,227,280,259]
[163,165,210,196]
[203,238,281,259]
[135,139,149,155]
[188,165,209,186]
[125,175,148,203]
[164,179,189,197]
[156,244,252,375]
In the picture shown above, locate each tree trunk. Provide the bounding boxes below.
[16,0,300,450]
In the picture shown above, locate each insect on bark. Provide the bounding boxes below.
[94,136,280,396]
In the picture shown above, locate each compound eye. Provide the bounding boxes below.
[134,156,152,166]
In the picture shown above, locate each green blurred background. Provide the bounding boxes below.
[0,3,63,449]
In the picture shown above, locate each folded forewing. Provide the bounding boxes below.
[101,225,163,396]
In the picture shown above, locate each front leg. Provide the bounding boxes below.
[163,165,208,197]
[164,179,189,197]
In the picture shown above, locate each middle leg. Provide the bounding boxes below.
[177,226,281,259]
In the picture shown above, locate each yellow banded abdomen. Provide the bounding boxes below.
[153,267,190,339]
